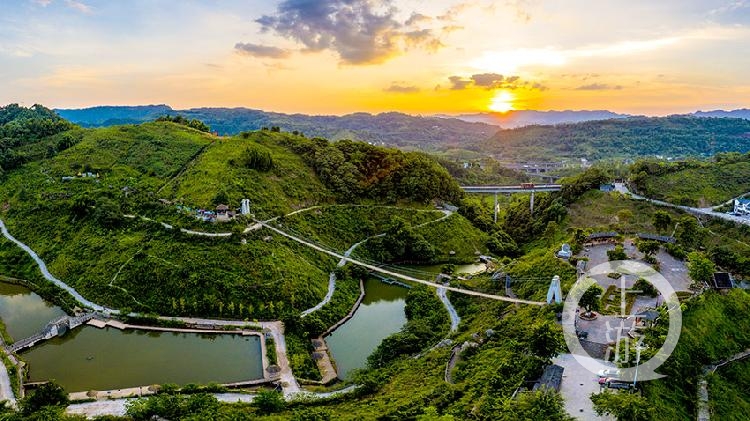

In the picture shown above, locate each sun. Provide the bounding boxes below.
[489,90,515,113]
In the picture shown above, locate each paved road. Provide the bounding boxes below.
[614,184,750,226]
[0,218,115,313]
[300,209,453,318]
[436,285,460,332]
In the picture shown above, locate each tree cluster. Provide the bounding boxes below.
[280,137,463,204]
[156,115,211,132]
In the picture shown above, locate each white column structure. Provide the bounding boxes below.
[546,275,562,304]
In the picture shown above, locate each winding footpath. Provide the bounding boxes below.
[697,347,750,421]
[0,218,115,313]
[299,208,452,318]
[260,221,546,305]
[436,285,460,332]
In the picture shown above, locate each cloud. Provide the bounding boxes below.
[575,83,623,90]
[405,12,431,26]
[447,73,543,91]
[471,73,504,88]
[384,83,420,93]
[65,0,92,14]
[234,42,291,59]
[33,0,52,6]
[255,0,443,65]
[449,76,472,90]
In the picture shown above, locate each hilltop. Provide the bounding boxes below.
[0,106,472,321]
[56,106,500,151]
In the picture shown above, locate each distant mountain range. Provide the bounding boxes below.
[55,105,750,160]
[56,105,499,150]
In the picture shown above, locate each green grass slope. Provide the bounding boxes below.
[0,123,337,317]
[630,154,750,206]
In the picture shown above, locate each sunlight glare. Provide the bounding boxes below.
[489,91,515,113]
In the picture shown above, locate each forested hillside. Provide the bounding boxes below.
[0,106,467,320]
[629,152,750,206]
[482,116,750,160]
[0,104,76,174]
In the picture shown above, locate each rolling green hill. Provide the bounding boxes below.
[629,153,750,206]
[482,116,750,161]
[0,109,471,319]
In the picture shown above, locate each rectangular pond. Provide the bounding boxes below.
[21,326,264,392]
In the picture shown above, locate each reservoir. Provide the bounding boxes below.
[0,282,67,340]
[1,282,264,392]
[326,278,408,379]
[21,327,264,392]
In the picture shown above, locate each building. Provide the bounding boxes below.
[734,199,750,216]
[216,204,229,214]
[599,183,615,192]
[712,272,733,290]
[637,233,676,244]
[533,364,564,392]
[587,232,619,244]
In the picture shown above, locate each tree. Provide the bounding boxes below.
[653,211,672,232]
[636,240,660,257]
[687,251,715,285]
[607,245,627,261]
[501,388,574,421]
[21,381,68,416]
[591,390,654,421]
[253,389,286,414]
[579,284,604,314]
[676,216,702,249]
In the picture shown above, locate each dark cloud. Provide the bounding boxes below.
[447,73,546,91]
[471,73,504,88]
[384,83,420,93]
[575,83,623,91]
[255,0,442,65]
[449,76,472,90]
[234,42,290,59]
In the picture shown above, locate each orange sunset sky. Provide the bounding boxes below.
[1,0,749,115]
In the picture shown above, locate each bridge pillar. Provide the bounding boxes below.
[493,193,498,223]
[530,191,535,216]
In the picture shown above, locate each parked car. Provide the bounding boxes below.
[597,369,621,378]
[598,377,633,390]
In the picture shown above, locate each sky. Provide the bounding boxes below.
[1,0,749,115]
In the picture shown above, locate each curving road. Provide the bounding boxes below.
[614,184,750,226]
[436,285,460,332]
[0,218,115,313]
[299,209,453,317]
[260,221,546,305]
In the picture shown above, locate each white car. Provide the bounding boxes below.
[597,369,621,378]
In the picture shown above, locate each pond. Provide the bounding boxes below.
[21,326,264,392]
[0,282,67,340]
[1,282,264,392]
[325,278,408,379]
